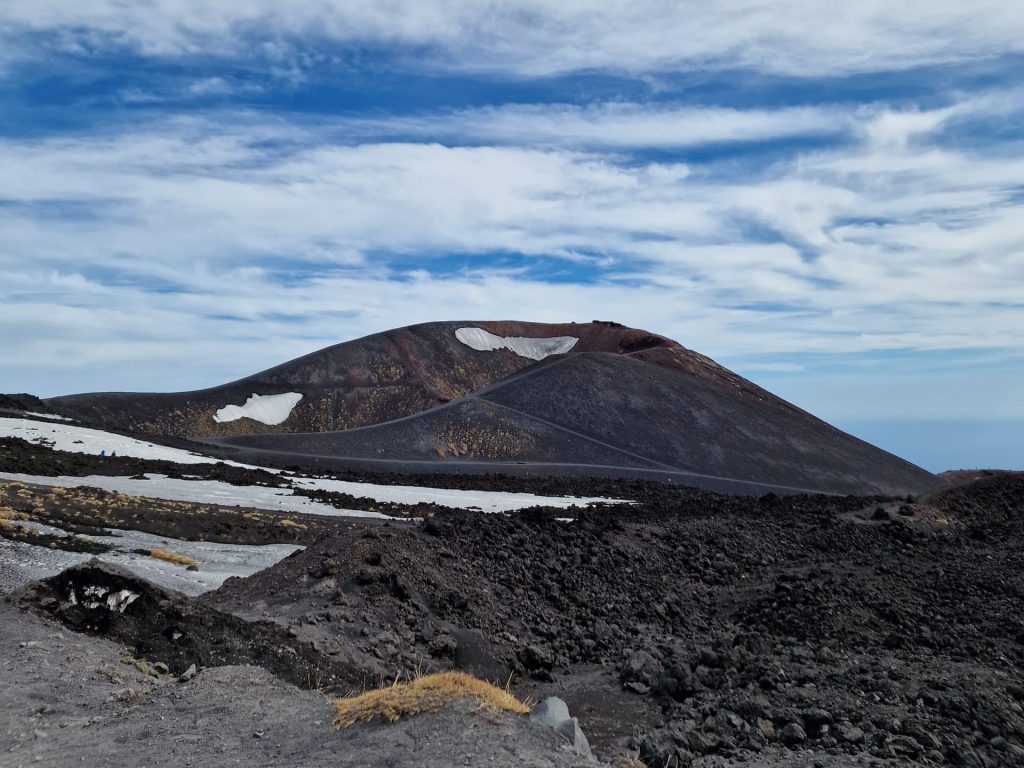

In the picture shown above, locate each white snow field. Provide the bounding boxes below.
[0,417,224,464]
[455,327,577,360]
[24,412,74,422]
[0,472,390,519]
[1,416,623,514]
[291,476,621,513]
[0,520,302,596]
[213,392,303,425]
[0,471,620,517]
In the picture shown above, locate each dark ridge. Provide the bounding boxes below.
[43,320,937,496]
[215,351,937,496]
[0,393,51,412]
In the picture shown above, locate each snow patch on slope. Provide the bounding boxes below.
[0,472,390,520]
[213,392,302,426]
[291,476,622,513]
[455,327,577,361]
[0,471,619,517]
[0,520,302,596]
[0,417,220,464]
[24,412,74,422]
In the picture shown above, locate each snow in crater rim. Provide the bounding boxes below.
[455,327,577,361]
[213,392,303,426]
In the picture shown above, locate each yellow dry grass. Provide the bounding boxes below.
[148,548,199,567]
[0,505,23,530]
[332,671,529,727]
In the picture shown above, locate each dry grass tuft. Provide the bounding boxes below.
[149,548,199,567]
[332,671,529,727]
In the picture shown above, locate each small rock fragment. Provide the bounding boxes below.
[781,722,807,746]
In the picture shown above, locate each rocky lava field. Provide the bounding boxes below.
[202,473,1024,766]
[3,421,1021,766]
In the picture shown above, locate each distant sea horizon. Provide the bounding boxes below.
[840,418,1024,475]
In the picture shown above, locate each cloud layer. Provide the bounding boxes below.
[1,2,1022,469]
[4,1,1024,76]
[3,96,1022,388]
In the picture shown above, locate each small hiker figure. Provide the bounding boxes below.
[100,450,106,457]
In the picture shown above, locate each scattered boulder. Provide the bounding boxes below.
[886,734,924,758]
[620,649,659,690]
[518,644,554,680]
[802,707,833,731]
[837,723,865,744]
[657,660,698,700]
[427,633,457,658]
[529,697,593,760]
[781,722,807,746]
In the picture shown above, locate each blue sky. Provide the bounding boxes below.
[1,2,1022,471]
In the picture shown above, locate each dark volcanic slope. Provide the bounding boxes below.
[46,320,673,438]
[216,351,936,496]
[47,319,937,495]
[481,352,935,496]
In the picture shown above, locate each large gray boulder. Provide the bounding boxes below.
[530,697,571,728]
[530,696,593,760]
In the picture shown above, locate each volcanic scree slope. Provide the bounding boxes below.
[47,321,937,496]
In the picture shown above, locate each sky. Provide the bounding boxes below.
[1,2,1022,472]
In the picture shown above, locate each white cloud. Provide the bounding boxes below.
[2,1,1024,77]
[340,103,851,149]
[1,91,1023,418]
